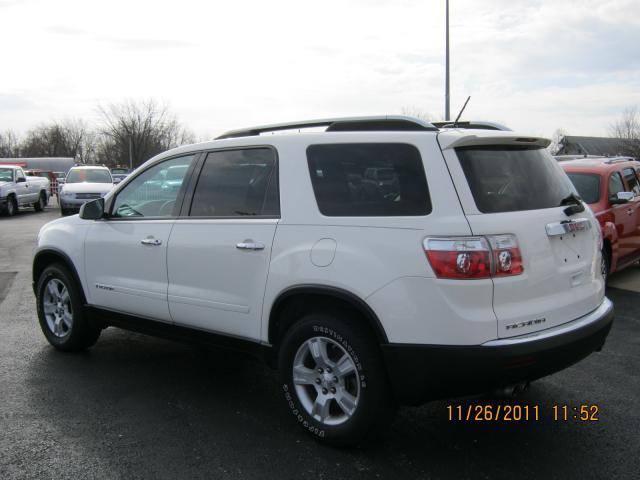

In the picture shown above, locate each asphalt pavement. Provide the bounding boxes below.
[1,206,639,479]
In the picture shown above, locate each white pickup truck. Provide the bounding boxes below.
[0,165,51,216]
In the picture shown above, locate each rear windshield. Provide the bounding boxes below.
[566,173,600,204]
[456,146,574,213]
[307,143,431,216]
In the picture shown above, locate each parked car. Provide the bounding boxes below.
[561,156,640,281]
[33,116,613,446]
[0,165,50,216]
[111,173,129,184]
[58,166,115,216]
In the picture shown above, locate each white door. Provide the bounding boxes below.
[84,154,196,321]
[167,147,279,340]
[14,168,33,205]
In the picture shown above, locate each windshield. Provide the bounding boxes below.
[0,168,13,182]
[456,146,574,213]
[65,169,112,184]
[566,173,600,204]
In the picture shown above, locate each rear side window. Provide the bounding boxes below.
[306,143,431,216]
[189,148,279,217]
[622,168,640,195]
[456,146,573,213]
[566,173,600,204]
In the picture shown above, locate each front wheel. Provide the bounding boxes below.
[36,263,101,351]
[278,313,395,446]
[5,196,17,216]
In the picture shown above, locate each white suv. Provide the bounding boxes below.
[32,116,613,445]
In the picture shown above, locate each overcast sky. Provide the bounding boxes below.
[1,0,638,140]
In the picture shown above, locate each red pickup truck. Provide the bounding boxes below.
[561,156,640,281]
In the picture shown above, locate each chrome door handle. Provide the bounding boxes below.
[627,208,634,215]
[236,241,265,250]
[141,237,162,246]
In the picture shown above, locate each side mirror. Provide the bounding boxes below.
[610,191,634,204]
[16,177,26,183]
[80,198,105,220]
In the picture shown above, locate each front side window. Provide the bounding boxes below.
[15,169,25,182]
[66,169,112,184]
[622,168,640,195]
[111,155,194,218]
[306,143,431,216]
[608,172,625,198]
[189,148,278,217]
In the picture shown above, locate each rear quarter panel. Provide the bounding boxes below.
[261,133,497,345]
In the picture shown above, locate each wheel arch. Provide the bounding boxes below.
[33,248,87,304]
[268,285,389,347]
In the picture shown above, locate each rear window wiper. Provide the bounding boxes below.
[560,193,585,216]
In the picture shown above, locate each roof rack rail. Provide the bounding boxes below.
[215,115,438,140]
[432,121,512,131]
[605,156,636,164]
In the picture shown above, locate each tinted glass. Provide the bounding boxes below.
[456,146,573,213]
[111,155,194,218]
[622,168,640,195]
[306,143,430,216]
[190,148,278,217]
[608,172,625,197]
[566,173,600,204]
[66,169,112,184]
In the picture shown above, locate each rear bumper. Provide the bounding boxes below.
[382,297,614,405]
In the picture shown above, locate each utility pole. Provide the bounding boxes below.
[445,0,450,121]
[128,135,133,170]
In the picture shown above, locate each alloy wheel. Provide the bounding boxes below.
[292,336,361,426]
[42,278,73,338]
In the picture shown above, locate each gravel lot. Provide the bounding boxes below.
[1,207,639,479]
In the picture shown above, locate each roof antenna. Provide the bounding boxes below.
[453,96,471,128]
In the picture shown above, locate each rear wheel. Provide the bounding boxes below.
[278,313,394,446]
[34,192,46,212]
[36,263,101,351]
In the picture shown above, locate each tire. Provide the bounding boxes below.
[601,248,611,285]
[34,192,46,212]
[5,195,17,216]
[278,312,395,447]
[36,263,101,352]
[60,207,69,216]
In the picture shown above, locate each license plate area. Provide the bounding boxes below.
[546,218,593,267]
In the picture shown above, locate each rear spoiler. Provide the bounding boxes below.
[438,134,551,150]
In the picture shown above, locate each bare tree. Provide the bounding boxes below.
[97,99,195,169]
[548,128,568,155]
[400,107,437,122]
[610,106,640,158]
[0,130,20,157]
[20,120,93,161]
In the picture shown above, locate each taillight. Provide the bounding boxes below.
[488,234,523,277]
[424,235,523,279]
